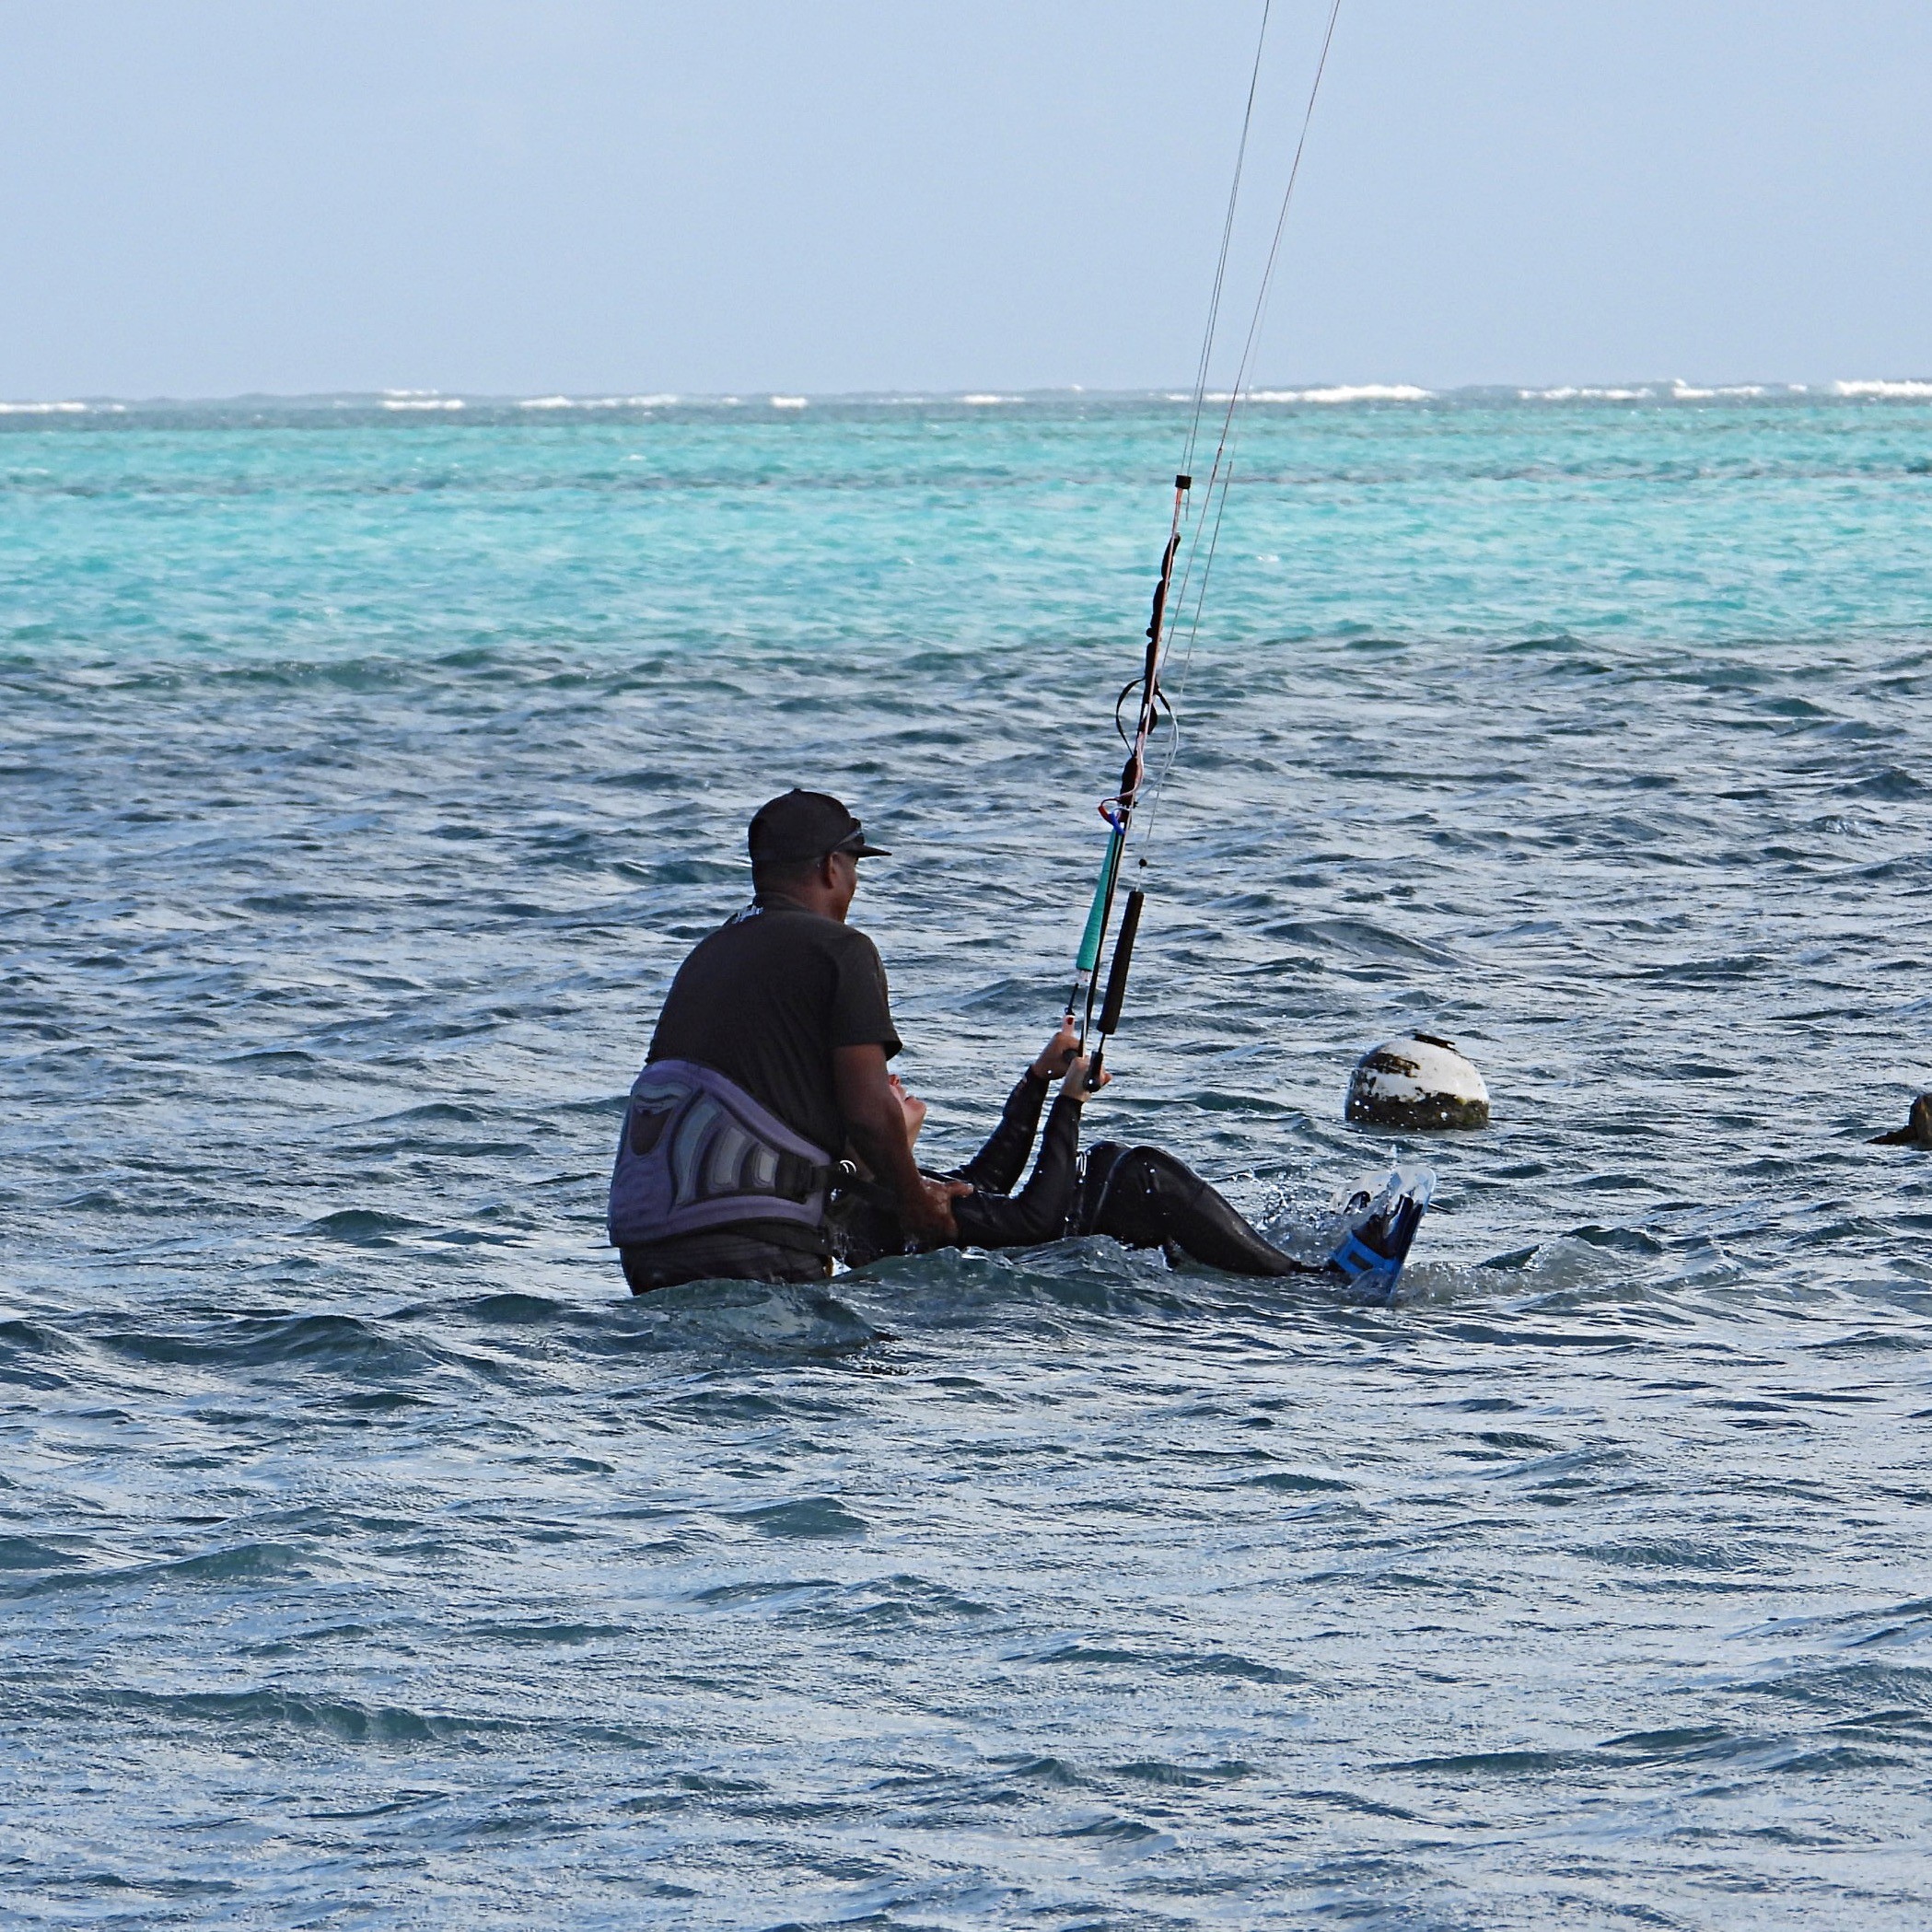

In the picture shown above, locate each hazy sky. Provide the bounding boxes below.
[3,0,1927,399]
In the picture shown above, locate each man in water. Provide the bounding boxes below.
[609,790,958,1292]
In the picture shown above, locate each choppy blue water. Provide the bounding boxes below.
[5,390,1931,1927]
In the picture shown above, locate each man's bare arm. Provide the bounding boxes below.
[832,1043,959,1243]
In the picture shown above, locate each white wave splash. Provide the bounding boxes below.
[1834,378,1932,399]
[960,393,1021,405]
[381,391,464,412]
[1522,385,1654,402]
[1216,384,1430,404]
[1263,383,1431,403]
[0,400,120,414]
[1525,381,1810,402]
[768,395,809,410]
[518,394,680,410]
[1671,381,1768,400]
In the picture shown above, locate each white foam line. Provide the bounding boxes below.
[1834,378,1932,399]
[1521,385,1654,402]
[518,394,680,409]
[768,395,808,409]
[1183,384,1435,404]
[1255,383,1432,403]
[1522,380,1853,402]
[1672,382,1771,399]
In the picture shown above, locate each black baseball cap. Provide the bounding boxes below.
[748,789,891,864]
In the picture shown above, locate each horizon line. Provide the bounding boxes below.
[5,377,1932,413]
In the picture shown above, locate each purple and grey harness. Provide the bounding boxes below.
[607,1058,844,1247]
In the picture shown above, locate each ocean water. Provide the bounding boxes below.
[4,388,1931,1928]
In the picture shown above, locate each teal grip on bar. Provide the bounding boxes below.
[1075,833,1121,974]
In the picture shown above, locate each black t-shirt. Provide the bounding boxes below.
[646,896,902,1157]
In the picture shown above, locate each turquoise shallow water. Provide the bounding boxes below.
[4,391,1932,1926]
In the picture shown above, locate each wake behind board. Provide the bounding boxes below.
[1326,1164,1435,1299]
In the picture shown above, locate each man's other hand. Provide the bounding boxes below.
[1061,1053,1111,1101]
[902,1177,961,1244]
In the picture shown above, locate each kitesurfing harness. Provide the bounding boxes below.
[607,1059,851,1247]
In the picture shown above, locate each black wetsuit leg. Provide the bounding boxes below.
[1074,1143,1321,1277]
[620,1232,832,1294]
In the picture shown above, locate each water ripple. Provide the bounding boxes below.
[3,398,1930,1925]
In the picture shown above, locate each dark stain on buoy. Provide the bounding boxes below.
[1870,1095,1932,1146]
[1346,1033,1490,1132]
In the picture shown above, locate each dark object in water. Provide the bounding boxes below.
[1870,1095,1932,1146]
[1346,1034,1490,1132]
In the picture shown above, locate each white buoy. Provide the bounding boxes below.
[1346,1034,1490,1132]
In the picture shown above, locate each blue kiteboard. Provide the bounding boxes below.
[1326,1164,1435,1298]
